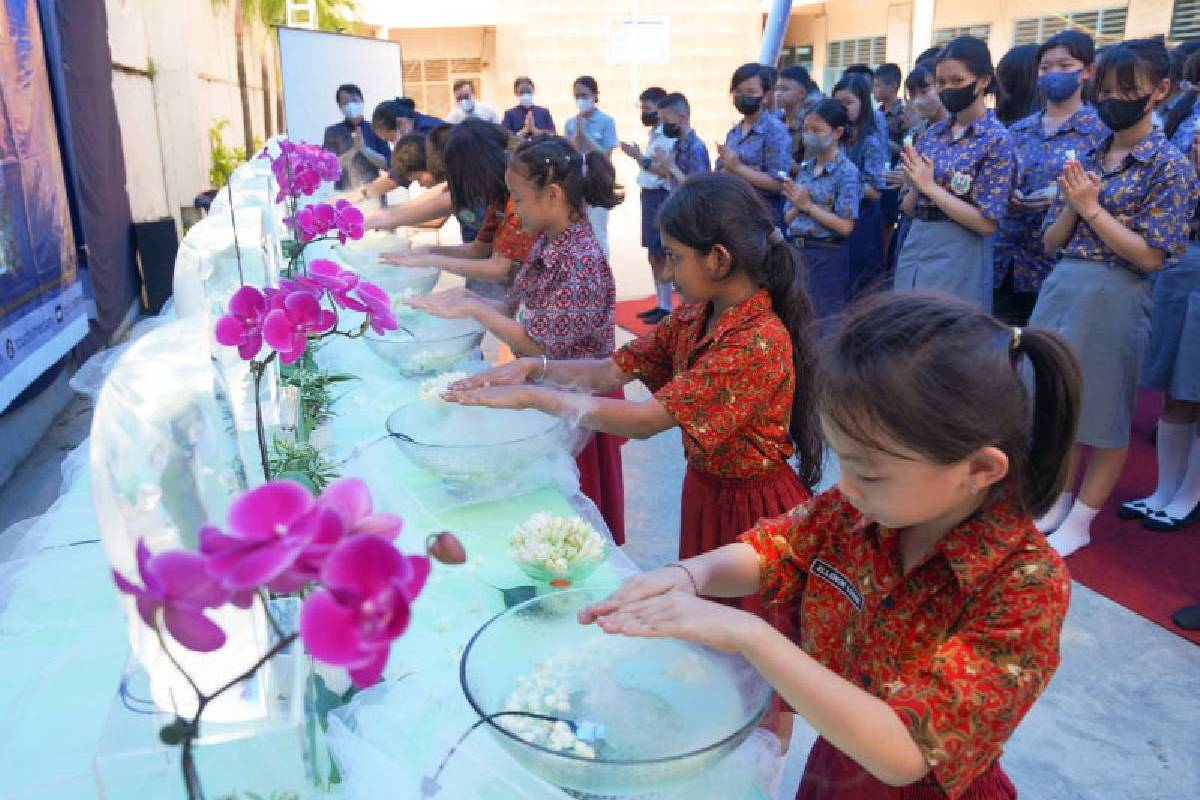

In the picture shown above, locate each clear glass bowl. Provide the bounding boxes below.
[459,588,771,798]
[363,316,485,376]
[513,545,610,589]
[353,259,440,297]
[385,402,567,491]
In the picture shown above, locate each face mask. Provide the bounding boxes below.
[458,98,475,113]
[734,94,763,116]
[342,101,364,119]
[911,93,940,117]
[661,122,682,139]
[939,83,980,114]
[576,97,595,113]
[1097,94,1151,132]
[519,92,535,107]
[641,111,658,127]
[1038,70,1082,103]
[802,132,834,151]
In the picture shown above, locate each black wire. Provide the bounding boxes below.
[423,710,573,796]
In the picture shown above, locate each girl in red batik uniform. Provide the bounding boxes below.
[409,134,625,541]
[442,171,824,647]
[582,293,1080,800]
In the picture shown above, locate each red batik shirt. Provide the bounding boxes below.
[477,197,538,265]
[738,489,1070,799]
[612,289,795,477]
[506,217,616,359]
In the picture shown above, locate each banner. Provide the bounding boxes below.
[0,0,87,411]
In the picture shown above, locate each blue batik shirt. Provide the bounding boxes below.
[843,128,888,192]
[914,110,1016,223]
[720,112,792,186]
[669,129,712,191]
[1169,103,1200,156]
[995,105,1108,291]
[786,149,862,240]
[1042,129,1199,271]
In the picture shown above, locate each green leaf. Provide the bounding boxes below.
[275,470,317,493]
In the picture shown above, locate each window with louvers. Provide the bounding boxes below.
[1012,7,1128,47]
[824,36,887,91]
[933,24,992,47]
[1172,0,1200,40]
[399,57,484,119]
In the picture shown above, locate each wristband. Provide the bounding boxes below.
[666,562,699,595]
[534,354,548,384]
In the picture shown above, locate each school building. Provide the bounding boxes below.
[352,0,1197,155]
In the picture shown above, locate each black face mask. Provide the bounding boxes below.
[661,122,682,138]
[734,94,763,116]
[938,83,979,114]
[1097,94,1151,132]
[641,111,658,127]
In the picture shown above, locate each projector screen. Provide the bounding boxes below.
[276,26,403,148]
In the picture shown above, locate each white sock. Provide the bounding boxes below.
[1134,422,1195,511]
[1160,434,1200,519]
[1047,501,1099,557]
[655,282,673,311]
[1036,492,1075,533]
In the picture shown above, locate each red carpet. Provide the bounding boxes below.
[615,293,681,338]
[1065,390,1200,644]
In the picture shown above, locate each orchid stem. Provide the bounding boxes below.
[251,352,277,483]
[228,193,245,286]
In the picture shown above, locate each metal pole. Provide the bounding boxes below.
[758,0,794,66]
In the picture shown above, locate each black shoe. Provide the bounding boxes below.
[640,307,671,325]
[1142,502,1200,532]
[1173,604,1200,631]
[635,307,659,320]
[1118,499,1154,520]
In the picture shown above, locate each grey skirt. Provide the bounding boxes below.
[1141,242,1200,402]
[1030,257,1152,448]
[893,218,993,313]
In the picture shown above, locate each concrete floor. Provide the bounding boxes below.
[2,164,1198,798]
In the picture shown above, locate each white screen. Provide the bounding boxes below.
[276,26,403,148]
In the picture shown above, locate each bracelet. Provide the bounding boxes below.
[666,562,699,595]
[533,354,548,384]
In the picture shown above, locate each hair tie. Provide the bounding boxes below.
[768,228,785,245]
[1010,327,1022,351]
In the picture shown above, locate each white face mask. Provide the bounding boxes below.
[342,101,364,119]
[519,92,535,108]
[458,97,475,113]
[576,97,595,113]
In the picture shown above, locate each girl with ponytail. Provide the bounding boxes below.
[441,172,823,668]
[580,292,1081,800]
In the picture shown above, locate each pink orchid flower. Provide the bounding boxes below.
[317,477,404,539]
[213,286,267,360]
[351,279,398,335]
[299,535,430,687]
[112,540,231,652]
[331,200,365,243]
[304,260,361,309]
[199,480,346,595]
[262,290,336,364]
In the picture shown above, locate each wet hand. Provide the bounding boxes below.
[447,358,540,390]
[577,567,696,624]
[592,591,752,654]
[440,384,535,410]
[406,287,479,319]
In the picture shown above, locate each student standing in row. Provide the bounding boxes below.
[409,135,627,542]
[896,36,1015,312]
[441,173,824,650]
[649,92,712,193]
[782,99,861,321]
[833,73,888,300]
[502,76,556,139]
[620,87,675,324]
[776,65,820,170]
[582,292,1080,800]
[717,62,792,229]
[994,31,1108,326]
[1124,53,1200,533]
[1033,38,1199,556]
[565,76,618,258]
[874,63,908,263]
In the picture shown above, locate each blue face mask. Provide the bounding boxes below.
[1038,70,1082,103]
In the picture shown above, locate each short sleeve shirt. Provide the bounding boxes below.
[507,218,616,360]
[844,129,888,191]
[565,110,618,152]
[1043,130,1199,271]
[612,289,796,477]
[738,490,1070,799]
[914,110,1016,223]
[995,106,1109,292]
[786,149,862,240]
[721,112,792,187]
[670,130,712,190]
[476,197,538,265]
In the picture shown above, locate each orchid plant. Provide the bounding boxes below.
[258,140,362,276]
[214,259,398,482]
[112,478,430,800]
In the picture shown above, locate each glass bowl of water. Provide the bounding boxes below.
[459,588,771,798]
[364,315,485,376]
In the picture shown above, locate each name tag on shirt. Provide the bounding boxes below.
[810,559,864,611]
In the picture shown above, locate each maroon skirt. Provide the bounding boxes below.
[797,737,1016,800]
[575,389,627,546]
